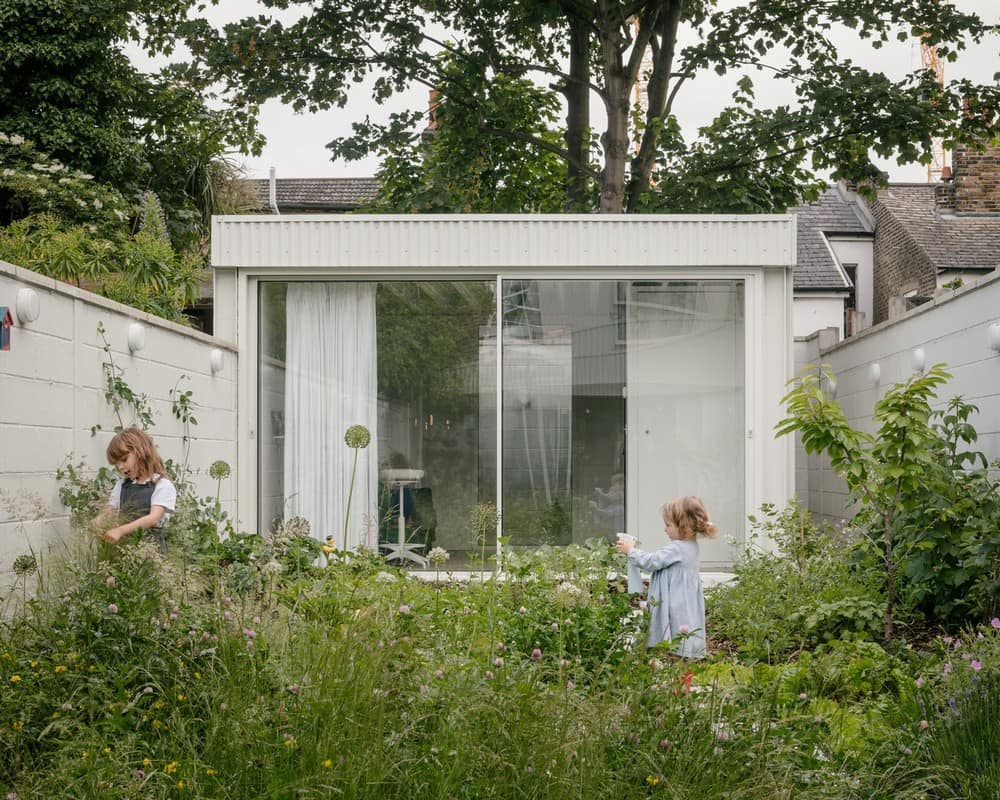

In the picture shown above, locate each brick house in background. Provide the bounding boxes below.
[865,141,1000,324]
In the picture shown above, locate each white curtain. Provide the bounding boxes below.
[284,283,378,550]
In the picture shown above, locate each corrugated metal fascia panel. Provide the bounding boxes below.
[211,214,795,269]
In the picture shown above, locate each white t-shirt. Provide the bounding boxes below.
[108,474,177,528]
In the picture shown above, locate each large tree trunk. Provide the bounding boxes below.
[563,15,592,212]
[598,10,630,214]
[626,0,685,212]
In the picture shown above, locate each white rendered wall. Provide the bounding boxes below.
[0,260,238,587]
[794,270,1000,523]
[830,238,874,330]
[794,294,845,338]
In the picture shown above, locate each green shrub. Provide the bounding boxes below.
[707,500,880,661]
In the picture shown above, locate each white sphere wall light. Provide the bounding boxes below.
[15,288,40,323]
[869,362,881,386]
[911,348,925,373]
[989,323,1000,353]
[127,322,146,353]
[209,348,225,375]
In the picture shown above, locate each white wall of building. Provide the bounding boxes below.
[794,270,1000,523]
[830,237,874,330]
[0,260,239,586]
[212,214,797,560]
[794,294,845,338]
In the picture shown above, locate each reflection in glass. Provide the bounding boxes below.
[258,281,496,567]
[500,281,626,547]
[259,278,744,569]
[500,280,744,565]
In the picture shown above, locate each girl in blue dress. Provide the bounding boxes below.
[615,496,717,658]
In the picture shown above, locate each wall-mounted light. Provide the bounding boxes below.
[989,323,1000,353]
[869,362,881,386]
[825,374,838,400]
[911,348,925,373]
[127,322,146,353]
[209,348,225,375]
[15,288,40,323]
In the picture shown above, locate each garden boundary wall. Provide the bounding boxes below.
[794,269,1000,523]
[0,259,238,589]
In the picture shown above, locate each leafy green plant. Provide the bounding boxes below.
[777,364,1000,638]
[169,373,198,484]
[707,500,878,660]
[93,321,155,434]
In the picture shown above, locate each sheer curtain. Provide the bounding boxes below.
[284,283,378,549]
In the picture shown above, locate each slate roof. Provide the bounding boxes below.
[244,177,380,212]
[875,183,1000,273]
[788,187,873,291]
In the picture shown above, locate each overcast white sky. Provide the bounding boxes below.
[208,1,999,184]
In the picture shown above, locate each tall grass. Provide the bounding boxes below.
[2,528,997,799]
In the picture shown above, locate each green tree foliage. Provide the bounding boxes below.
[777,365,1000,639]
[0,136,204,322]
[370,56,570,213]
[188,0,998,213]
[0,0,263,246]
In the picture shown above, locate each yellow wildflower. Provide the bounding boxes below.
[164,761,179,775]
[54,665,67,674]
[142,758,152,768]
[9,675,21,683]
[176,693,185,701]
[177,780,186,790]
[321,759,333,768]
[12,721,24,731]
[205,768,217,776]
[646,775,660,787]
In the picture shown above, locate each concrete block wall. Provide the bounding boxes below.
[0,260,238,587]
[794,269,1000,524]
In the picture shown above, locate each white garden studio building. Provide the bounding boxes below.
[211,214,795,570]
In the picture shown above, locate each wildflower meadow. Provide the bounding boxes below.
[2,363,999,798]
[1,501,997,799]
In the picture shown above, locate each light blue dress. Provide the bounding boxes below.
[627,539,706,658]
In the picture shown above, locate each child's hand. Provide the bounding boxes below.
[101,526,127,544]
[615,538,636,554]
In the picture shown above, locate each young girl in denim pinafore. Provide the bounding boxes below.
[97,428,176,553]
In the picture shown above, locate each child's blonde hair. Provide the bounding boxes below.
[662,496,717,541]
[106,428,165,479]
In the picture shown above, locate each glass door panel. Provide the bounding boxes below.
[624,280,744,567]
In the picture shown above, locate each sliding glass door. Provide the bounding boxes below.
[258,277,744,568]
